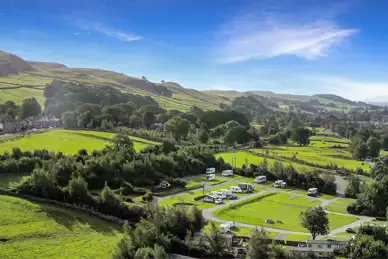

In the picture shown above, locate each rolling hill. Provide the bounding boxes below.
[0,49,375,112]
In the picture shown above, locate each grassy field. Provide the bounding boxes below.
[324,198,355,214]
[203,221,280,238]
[282,233,311,241]
[0,129,159,155]
[0,195,122,259]
[215,151,324,173]
[214,193,358,232]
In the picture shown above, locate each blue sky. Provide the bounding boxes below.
[1,0,388,100]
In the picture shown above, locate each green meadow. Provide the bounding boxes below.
[0,195,122,259]
[214,193,358,232]
[0,129,159,154]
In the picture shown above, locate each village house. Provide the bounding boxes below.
[289,239,347,258]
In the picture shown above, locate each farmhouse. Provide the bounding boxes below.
[290,239,346,258]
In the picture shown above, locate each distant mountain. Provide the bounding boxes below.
[312,94,355,105]
[0,50,34,76]
[364,95,388,107]
[248,91,311,102]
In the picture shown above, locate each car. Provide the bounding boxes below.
[214,198,223,204]
[346,228,356,234]
[203,196,214,203]
[227,195,237,200]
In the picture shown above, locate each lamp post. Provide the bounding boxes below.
[202,183,205,203]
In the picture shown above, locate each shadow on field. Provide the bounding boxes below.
[39,203,121,235]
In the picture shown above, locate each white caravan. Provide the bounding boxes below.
[205,174,216,181]
[229,186,243,193]
[205,168,216,174]
[221,170,233,176]
[254,175,267,183]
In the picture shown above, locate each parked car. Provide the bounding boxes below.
[229,186,243,193]
[203,196,223,204]
[274,180,287,188]
[254,175,267,183]
[206,168,216,174]
[227,195,237,200]
[346,228,356,234]
[221,170,233,176]
[205,174,216,181]
[214,198,223,204]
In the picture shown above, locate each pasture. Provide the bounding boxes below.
[0,195,122,259]
[215,151,324,173]
[251,144,369,171]
[324,198,355,214]
[214,193,358,232]
[0,129,159,155]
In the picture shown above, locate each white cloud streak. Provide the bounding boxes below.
[72,20,142,42]
[308,76,388,101]
[217,5,358,63]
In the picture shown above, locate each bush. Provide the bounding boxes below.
[142,192,153,202]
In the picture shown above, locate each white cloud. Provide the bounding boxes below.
[72,20,141,42]
[217,5,357,63]
[308,76,388,101]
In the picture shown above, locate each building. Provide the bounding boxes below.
[290,239,346,258]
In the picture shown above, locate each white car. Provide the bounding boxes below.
[221,170,233,176]
[214,198,223,204]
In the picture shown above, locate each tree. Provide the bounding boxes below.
[345,175,362,198]
[367,137,381,158]
[352,142,368,160]
[68,176,89,202]
[198,129,209,144]
[287,116,301,130]
[347,235,388,259]
[142,111,155,129]
[20,98,42,119]
[291,128,311,146]
[299,206,329,240]
[61,111,77,129]
[205,222,229,257]
[247,228,270,258]
[129,114,142,128]
[165,116,190,140]
[382,135,388,151]
[190,205,207,232]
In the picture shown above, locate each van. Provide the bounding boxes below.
[205,174,216,181]
[221,170,233,176]
[209,191,226,199]
[229,186,243,193]
[307,188,318,197]
[254,175,267,183]
[219,189,233,196]
[206,168,216,174]
[238,183,255,193]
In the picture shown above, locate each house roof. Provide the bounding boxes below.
[306,240,346,245]
[290,247,334,253]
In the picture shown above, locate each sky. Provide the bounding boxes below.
[1,0,388,101]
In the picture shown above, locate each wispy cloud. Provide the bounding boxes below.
[217,2,358,63]
[72,19,142,42]
[308,76,388,101]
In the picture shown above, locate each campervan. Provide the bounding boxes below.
[238,183,255,193]
[205,174,215,181]
[221,170,233,176]
[307,188,318,197]
[254,175,267,183]
[274,180,285,188]
[210,191,227,199]
[219,189,233,196]
[229,186,243,193]
[206,168,216,174]
[203,196,223,204]
[218,221,236,233]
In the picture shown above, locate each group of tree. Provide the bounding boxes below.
[0,98,42,122]
[347,158,388,216]
[349,135,382,160]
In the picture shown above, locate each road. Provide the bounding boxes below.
[157,178,375,240]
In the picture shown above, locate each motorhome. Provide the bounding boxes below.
[238,183,255,193]
[209,191,227,199]
[219,189,233,196]
[307,188,318,197]
[229,186,243,193]
[221,170,233,176]
[206,168,216,174]
[254,175,267,183]
[218,221,236,233]
[274,180,287,188]
[203,196,223,204]
[205,174,215,181]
